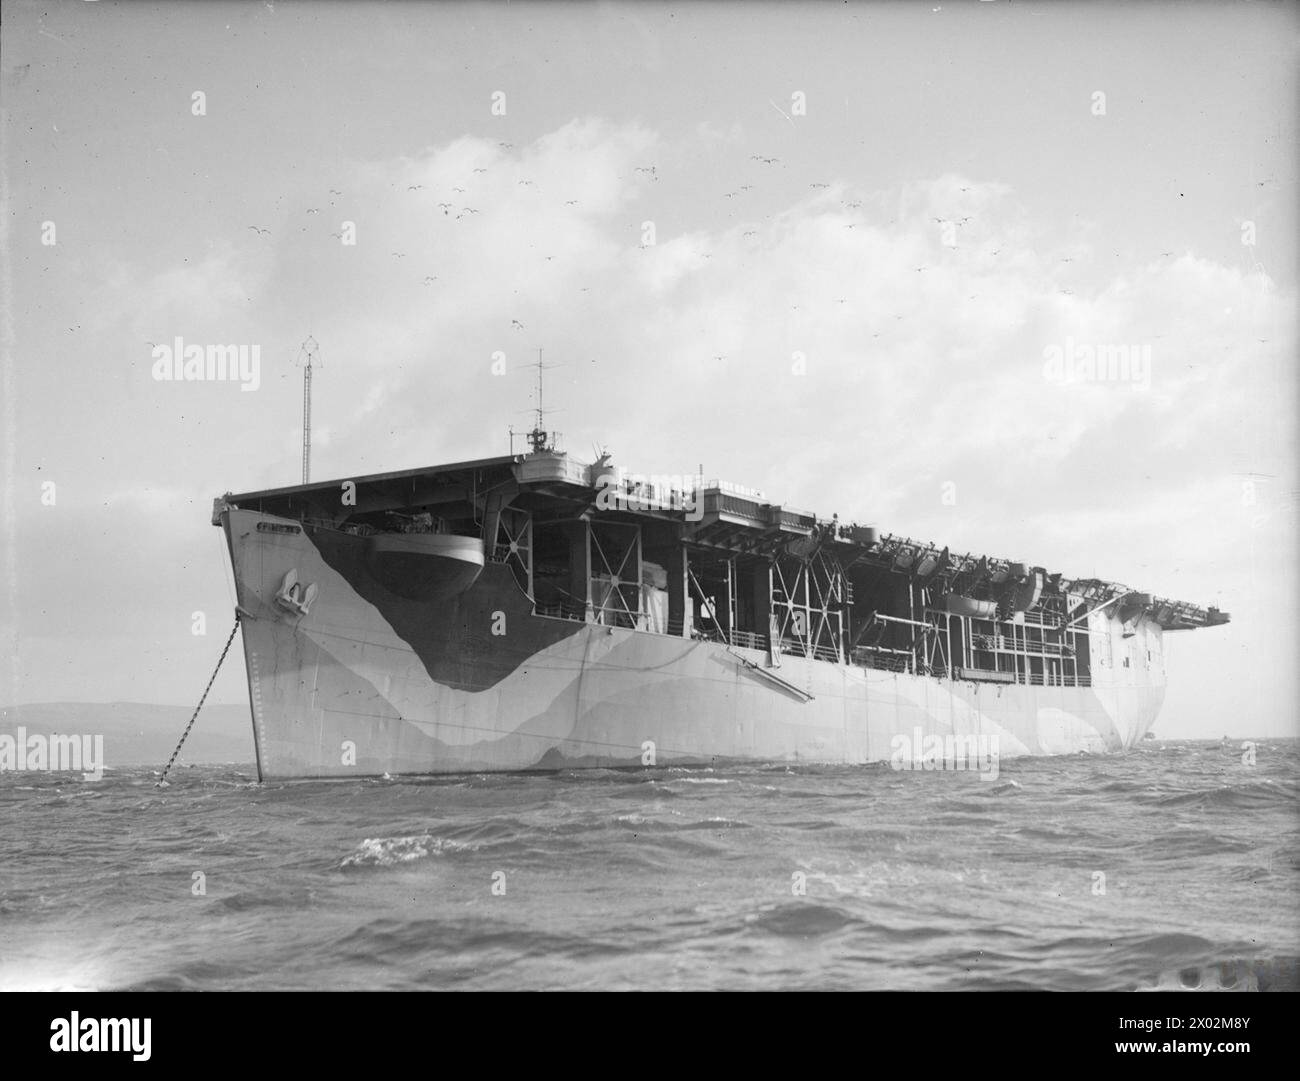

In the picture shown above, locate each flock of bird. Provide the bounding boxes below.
[241,143,1128,331]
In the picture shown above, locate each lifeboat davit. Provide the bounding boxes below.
[363,533,485,601]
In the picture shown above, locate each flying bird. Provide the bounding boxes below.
[306,208,320,214]
[473,167,488,174]
[438,202,453,214]
[247,226,271,235]
[328,189,343,196]
[810,183,829,189]
[511,319,524,330]
[423,276,437,284]
[408,184,424,191]
[499,142,513,149]
[565,199,579,205]
[329,231,343,239]
[518,179,535,186]
[392,251,406,259]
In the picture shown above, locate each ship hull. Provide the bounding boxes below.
[222,509,1166,780]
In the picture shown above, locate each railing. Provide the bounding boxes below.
[533,601,588,622]
[851,648,911,673]
[691,625,771,651]
[777,638,843,664]
[973,634,1073,657]
[1019,671,1093,688]
[529,604,1098,687]
[1017,610,1065,629]
[530,606,848,662]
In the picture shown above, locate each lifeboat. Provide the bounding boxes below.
[363,533,485,601]
[943,594,998,619]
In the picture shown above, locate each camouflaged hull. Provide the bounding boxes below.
[221,508,1167,780]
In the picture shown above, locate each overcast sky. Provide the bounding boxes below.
[2,0,1296,738]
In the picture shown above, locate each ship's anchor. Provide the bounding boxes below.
[275,567,318,617]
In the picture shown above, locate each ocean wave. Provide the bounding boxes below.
[614,812,749,831]
[746,901,860,937]
[339,834,480,868]
[1145,783,1295,810]
[5,750,1298,990]
[678,816,750,830]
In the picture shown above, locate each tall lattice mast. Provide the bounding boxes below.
[526,348,562,453]
[296,335,320,483]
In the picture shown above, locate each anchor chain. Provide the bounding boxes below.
[156,614,241,787]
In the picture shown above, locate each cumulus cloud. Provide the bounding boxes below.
[46,119,1300,526]
[8,119,1295,729]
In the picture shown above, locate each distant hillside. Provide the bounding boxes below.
[0,702,254,767]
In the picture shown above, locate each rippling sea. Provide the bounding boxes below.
[1,739,1296,991]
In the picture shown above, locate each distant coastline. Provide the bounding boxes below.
[0,702,253,767]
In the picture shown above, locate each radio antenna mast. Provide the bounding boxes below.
[525,348,563,453]
[296,335,320,483]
